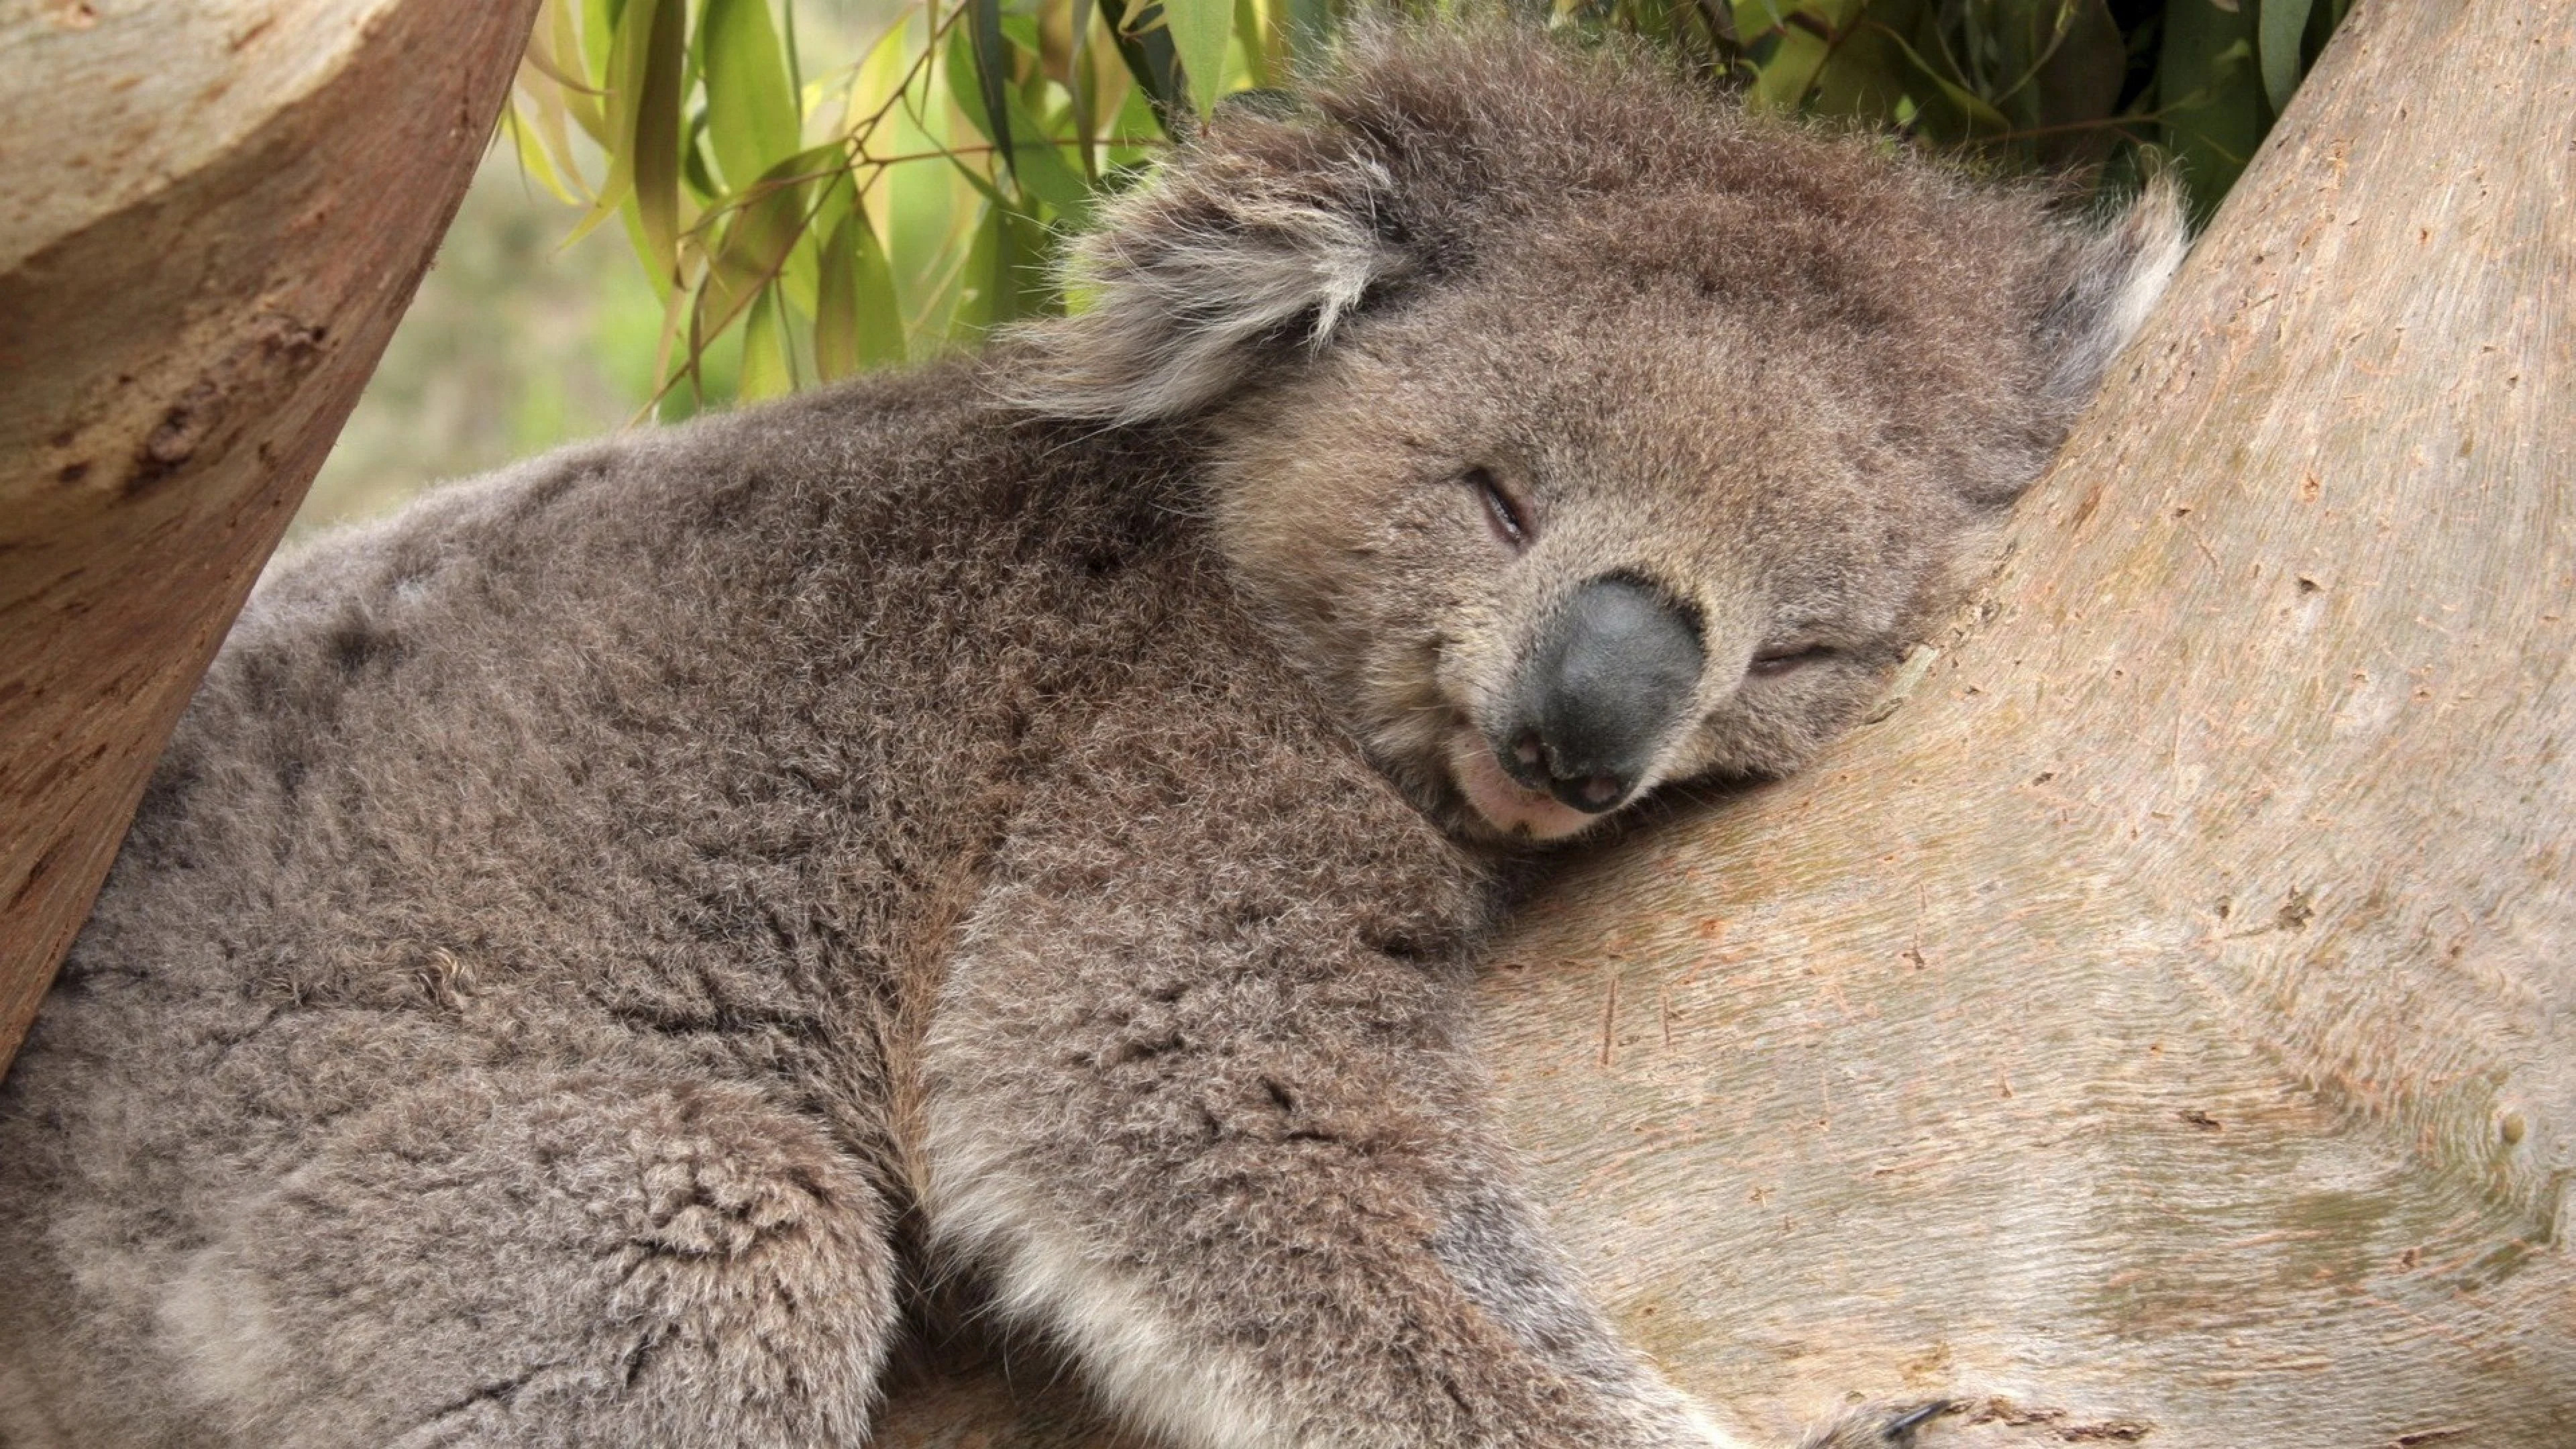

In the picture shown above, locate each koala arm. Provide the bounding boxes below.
[918,684,1736,1449]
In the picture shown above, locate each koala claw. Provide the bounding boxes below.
[1799,1399,1960,1448]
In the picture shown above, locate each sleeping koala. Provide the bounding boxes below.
[0,25,2181,1449]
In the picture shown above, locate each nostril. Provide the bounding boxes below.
[1497,731,1628,812]
[1542,770,1629,814]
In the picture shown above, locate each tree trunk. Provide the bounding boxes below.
[871,2,2576,1444]
[0,0,543,1063]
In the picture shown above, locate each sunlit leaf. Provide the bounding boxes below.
[951,201,999,338]
[816,205,906,379]
[1742,8,1832,111]
[522,16,606,99]
[682,110,723,203]
[704,0,804,191]
[502,100,581,205]
[737,286,792,399]
[590,0,687,287]
[781,167,846,314]
[1233,0,1270,89]
[850,209,906,368]
[1003,91,1098,225]
[701,144,838,343]
[631,0,688,288]
[1158,0,1233,116]
[948,28,1098,225]
[582,0,618,91]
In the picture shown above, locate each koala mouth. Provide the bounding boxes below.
[1443,729,1611,841]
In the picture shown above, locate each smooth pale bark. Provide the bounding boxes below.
[872,2,2576,1444]
[0,0,541,1062]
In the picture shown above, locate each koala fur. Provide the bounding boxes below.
[0,26,2182,1449]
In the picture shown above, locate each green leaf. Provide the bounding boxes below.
[1093,0,1187,133]
[1232,0,1269,88]
[2161,0,2266,221]
[582,0,618,89]
[1157,0,1232,117]
[951,203,1000,339]
[502,103,581,205]
[816,205,905,380]
[1744,16,1829,111]
[814,221,861,381]
[625,0,689,288]
[702,0,803,193]
[700,144,837,343]
[947,28,1097,225]
[2257,0,2315,116]
[967,0,1018,186]
[570,0,657,253]
[1003,90,1097,225]
[1865,19,2015,138]
[739,286,793,400]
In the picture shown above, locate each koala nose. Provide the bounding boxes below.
[1498,576,1705,814]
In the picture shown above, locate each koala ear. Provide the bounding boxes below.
[2033,174,2189,417]
[1007,126,1409,425]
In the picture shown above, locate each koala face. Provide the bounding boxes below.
[1017,30,2184,844]
[1210,272,1994,841]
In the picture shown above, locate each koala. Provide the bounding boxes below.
[0,25,2181,1449]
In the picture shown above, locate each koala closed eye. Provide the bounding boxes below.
[1464,467,1534,552]
[1750,645,1837,677]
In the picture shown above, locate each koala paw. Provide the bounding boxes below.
[1798,1399,1959,1449]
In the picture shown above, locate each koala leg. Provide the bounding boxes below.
[156,1066,898,1449]
[920,764,1749,1448]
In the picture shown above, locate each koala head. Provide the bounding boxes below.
[1015,28,2184,845]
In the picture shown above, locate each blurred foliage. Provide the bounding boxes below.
[297,161,676,537]
[306,0,2346,533]
[493,0,2349,422]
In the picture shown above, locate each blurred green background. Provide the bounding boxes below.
[296,0,2347,540]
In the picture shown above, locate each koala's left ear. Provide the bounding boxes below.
[1006,117,1409,425]
[2033,174,2190,418]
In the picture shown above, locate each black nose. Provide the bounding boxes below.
[1497,576,1704,814]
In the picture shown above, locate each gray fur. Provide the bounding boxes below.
[0,27,2180,1449]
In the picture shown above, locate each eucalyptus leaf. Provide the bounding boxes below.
[627,0,689,288]
[700,144,837,344]
[815,204,906,378]
[704,0,804,192]
[1159,0,1233,115]
[968,0,1018,186]
[739,286,794,400]
[813,213,863,380]
[2160,0,2265,220]
[1093,0,1187,133]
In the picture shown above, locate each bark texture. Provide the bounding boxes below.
[0,0,543,1063]
[871,2,2576,1444]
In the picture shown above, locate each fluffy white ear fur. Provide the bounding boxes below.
[2039,173,2190,414]
[1008,151,1406,425]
